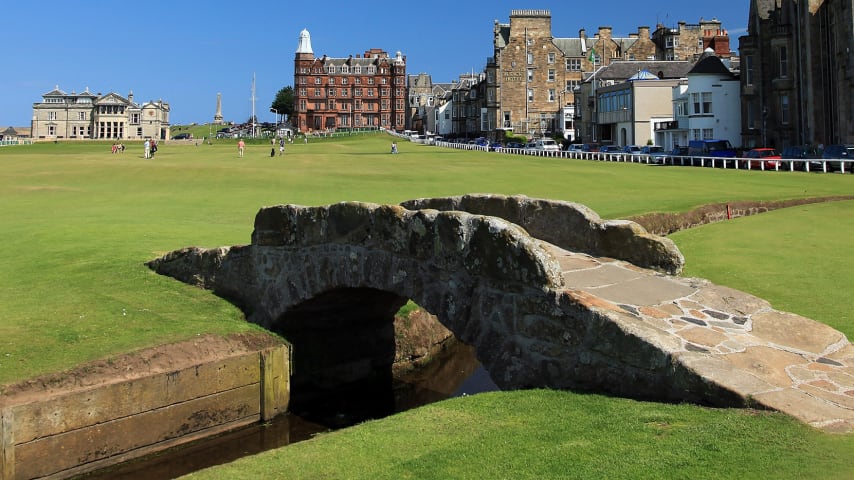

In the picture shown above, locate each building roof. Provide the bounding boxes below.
[689,51,736,77]
[585,60,692,82]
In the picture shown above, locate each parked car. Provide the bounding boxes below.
[640,145,668,164]
[781,145,823,171]
[821,144,854,172]
[488,142,503,151]
[527,138,560,152]
[566,144,584,153]
[622,145,642,154]
[580,143,600,152]
[171,133,192,140]
[598,145,621,154]
[744,148,782,170]
[505,141,525,149]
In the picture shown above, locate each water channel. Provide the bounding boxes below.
[78,341,497,479]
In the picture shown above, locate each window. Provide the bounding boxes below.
[354,66,361,74]
[744,55,754,86]
[381,88,389,96]
[527,52,534,65]
[78,112,86,120]
[566,58,581,71]
[780,94,790,125]
[342,66,349,74]
[691,128,701,140]
[527,69,534,82]
[547,69,555,82]
[326,65,334,74]
[702,92,712,114]
[315,77,322,85]
[299,88,306,97]
[329,77,335,85]
[48,125,56,135]
[367,66,376,74]
[328,100,336,110]
[778,46,788,78]
[48,111,57,120]
[565,80,579,91]
[703,128,714,139]
[342,78,348,85]
[527,89,534,102]
[548,52,555,64]
[314,88,322,97]
[354,88,362,97]
[299,77,307,84]
[548,89,556,102]
[692,93,700,114]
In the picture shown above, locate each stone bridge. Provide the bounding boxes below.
[147,194,854,432]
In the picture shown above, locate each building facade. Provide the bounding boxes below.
[292,29,407,133]
[657,53,742,150]
[574,61,692,145]
[652,18,733,64]
[31,86,170,140]
[740,0,854,149]
[469,9,728,143]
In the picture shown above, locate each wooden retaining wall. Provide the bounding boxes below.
[0,343,289,480]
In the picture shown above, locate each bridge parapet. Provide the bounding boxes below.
[401,194,684,274]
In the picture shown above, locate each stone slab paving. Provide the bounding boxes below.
[544,244,854,433]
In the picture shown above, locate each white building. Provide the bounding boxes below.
[662,51,741,149]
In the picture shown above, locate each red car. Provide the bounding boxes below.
[744,148,782,170]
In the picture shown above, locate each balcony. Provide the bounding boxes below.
[655,120,680,131]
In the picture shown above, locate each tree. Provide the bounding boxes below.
[271,86,295,123]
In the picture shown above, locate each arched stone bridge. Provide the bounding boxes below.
[147,194,854,432]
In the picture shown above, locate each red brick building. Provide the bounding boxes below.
[293,29,407,133]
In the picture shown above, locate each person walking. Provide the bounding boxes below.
[143,139,150,159]
[279,137,285,156]
[238,139,245,158]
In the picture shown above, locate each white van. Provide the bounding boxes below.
[532,139,560,151]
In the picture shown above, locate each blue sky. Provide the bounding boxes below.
[0,1,748,127]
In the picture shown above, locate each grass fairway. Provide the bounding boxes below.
[2,134,853,478]
[182,389,854,480]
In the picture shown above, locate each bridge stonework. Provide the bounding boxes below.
[148,194,854,432]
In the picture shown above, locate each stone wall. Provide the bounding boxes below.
[400,193,684,274]
[0,334,289,480]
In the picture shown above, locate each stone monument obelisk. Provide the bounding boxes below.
[213,93,224,125]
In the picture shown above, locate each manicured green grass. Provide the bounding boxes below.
[183,390,854,480]
[673,200,854,335]
[2,134,853,478]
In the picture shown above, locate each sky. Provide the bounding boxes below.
[0,1,749,127]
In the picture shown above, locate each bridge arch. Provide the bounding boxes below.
[148,198,697,404]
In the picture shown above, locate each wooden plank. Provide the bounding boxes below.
[1,408,13,480]
[11,353,260,444]
[260,346,291,420]
[14,384,260,479]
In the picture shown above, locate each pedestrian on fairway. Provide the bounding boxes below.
[279,137,285,155]
[270,147,275,157]
[391,141,398,154]
[143,139,150,159]
[303,135,307,144]
[150,139,157,158]
[238,139,245,157]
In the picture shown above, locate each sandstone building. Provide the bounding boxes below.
[739,0,854,148]
[292,29,407,134]
[31,87,170,141]
[471,9,732,142]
